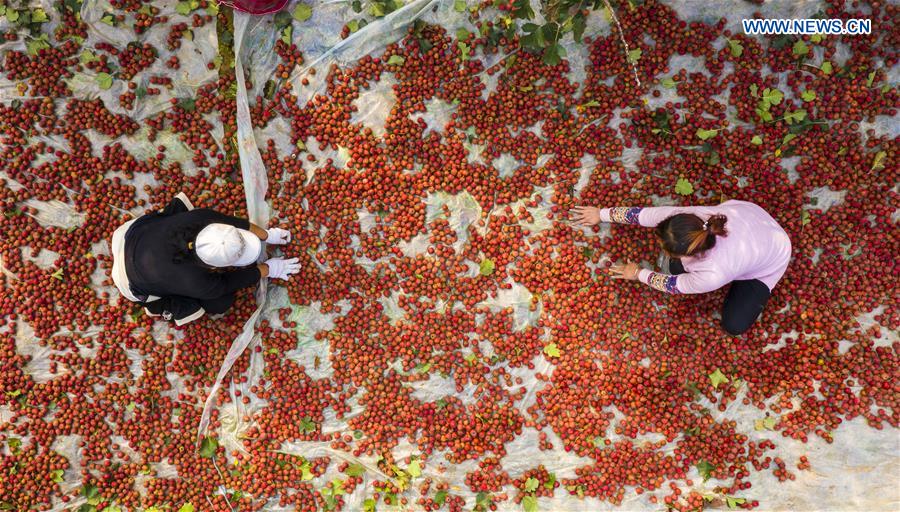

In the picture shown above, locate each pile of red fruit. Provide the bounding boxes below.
[1,0,897,511]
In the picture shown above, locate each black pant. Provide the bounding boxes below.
[142,292,235,320]
[670,259,770,336]
[199,293,236,315]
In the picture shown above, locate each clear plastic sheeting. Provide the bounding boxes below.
[21,198,87,230]
[73,0,219,119]
[198,0,900,510]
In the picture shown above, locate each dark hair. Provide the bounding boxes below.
[656,213,727,257]
[170,222,206,264]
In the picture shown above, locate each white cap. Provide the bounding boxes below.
[195,223,262,267]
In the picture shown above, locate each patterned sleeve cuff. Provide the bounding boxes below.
[605,207,643,225]
[638,269,681,294]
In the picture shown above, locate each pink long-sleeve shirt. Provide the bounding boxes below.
[600,200,792,294]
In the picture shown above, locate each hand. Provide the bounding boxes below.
[265,227,291,245]
[265,257,300,280]
[609,260,640,281]
[570,206,601,226]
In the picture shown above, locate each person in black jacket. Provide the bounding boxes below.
[110,193,300,325]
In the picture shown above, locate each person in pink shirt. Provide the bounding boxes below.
[571,200,792,335]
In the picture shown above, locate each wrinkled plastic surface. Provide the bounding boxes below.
[211,1,900,511]
[3,0,897,509]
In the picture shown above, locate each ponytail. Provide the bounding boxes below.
[657,213,728,257]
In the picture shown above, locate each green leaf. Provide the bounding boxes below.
[407,460,421,478]
[50,268,64,280]
[820,61,833,75]
[674,177,693,196]
[458,42,470,60]
[781,133,797,146]
[661,77,676,88]
[299,416,316,433]
[26,35,50,56]
[626,48,642,63]
[176,504,194,512]
[783,109,806,125]
[50,469,64,483]
[80,50,98,64]
[82,484,99,500]
[434,490,448,506]
[363,498,377,512]
[347,19,359,33]
[866,70,876,88]
[176,1,192,15]
[543,342,561,358]
[415,362,432,374]
[454,0,466,12]
[300,461,314,480]
[754,416,778,431]
[6,9,19,22]
[750,135,763,145]
[476,492,491,509]
[280,25,292,45]
[709,368,729,389]
[725,496,747,509]
[569,13,586,42]
[368,1,384,16]
[479,258,495,276]
[345,463,365,477]
[579,100,600,108]
[761,87,783,106]
[386,55,405,66]
[0,5,6,16]
[198,437,218,458]
[102,506,121,512]
[696,128,718,140]
[524,477,539,492]
[727,39,743,57]
[544,473,556,490]
[801,90,816,101]
[8,438,21,453]
[755,108,773,123]
[542,44,564,66]
[871,150,887,171]
[792,39,809,57]
[810,33,823,43]
[177,98,196,112]
[696,460,715,481]
[206,1,219,15]
[456,27,470,41]
[96,73,113,90]
[292,3,311,21]
[31,8,49,22]
[331,479,345,496]
[522,495,538,512]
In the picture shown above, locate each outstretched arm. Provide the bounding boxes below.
[571,205,686,228]
[611,262,726,295]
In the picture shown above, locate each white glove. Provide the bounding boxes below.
[265,257,300,280]
[265,227,291,245]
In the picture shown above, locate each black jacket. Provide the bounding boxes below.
[120,195,261,324]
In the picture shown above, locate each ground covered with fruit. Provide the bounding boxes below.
[1,0,898,510]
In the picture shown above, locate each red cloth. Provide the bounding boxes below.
[227,0,288,15]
